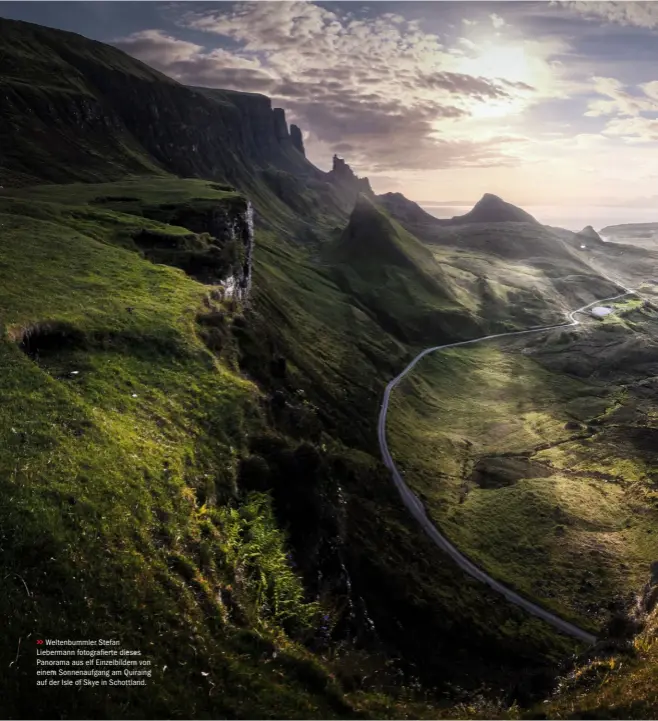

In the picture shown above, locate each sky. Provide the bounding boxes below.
[2,0,657,229]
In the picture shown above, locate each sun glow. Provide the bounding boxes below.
[460,44,532,85]
[454,41,538,118]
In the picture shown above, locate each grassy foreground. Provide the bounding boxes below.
[0,179,366,718]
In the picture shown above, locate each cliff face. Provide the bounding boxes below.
[0,18,316,190]
[290,124,305,156]
[0,18,368,239]
[142,195,255,300]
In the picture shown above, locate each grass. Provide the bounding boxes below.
[387,312,658,636]
[0,183,366,719]
[0,177,241,206]
[325,195,486,345]
[2,177,552,719]
[3,176,655,717]
[541,607,658,719]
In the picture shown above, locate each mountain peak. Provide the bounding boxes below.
[331,193,422,271]
[451,194,538,225]
[576,225,604,243]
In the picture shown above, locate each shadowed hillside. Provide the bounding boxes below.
[328,194,482,343]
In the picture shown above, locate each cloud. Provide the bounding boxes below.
[580,75,658,142]
[416,72,532,99]
[642,80,658,101]
[113,30,276,91]
[602,116,658,142]
[490,13,506,29]
[557,1,658,29]
[584,76,658,117]
[112,2,571,173]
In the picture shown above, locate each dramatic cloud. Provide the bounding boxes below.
[106,0,655,213]
[112,1,568,173]
[416,72,534,99]
[114,30,276,91]
[581,76,658,143]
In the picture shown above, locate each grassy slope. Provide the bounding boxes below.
[0,182,368,719]
[387,300,658,637]
[331,197,622,347]
[327,195,484,344]
[0,18,169,185]
[542,607,658,719]
[239,201,592,689]
[0,179,590,719]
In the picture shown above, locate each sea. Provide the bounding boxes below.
[421,204,658,232]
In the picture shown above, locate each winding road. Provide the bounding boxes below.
[378,285,638,646]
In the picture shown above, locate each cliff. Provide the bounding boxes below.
[290,124,305,156]
[0,17,336,241]
[0,18,316,187]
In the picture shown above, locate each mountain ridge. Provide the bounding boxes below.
[378,191,539,227]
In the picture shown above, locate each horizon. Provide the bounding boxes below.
[1,1,657,219]
[420,200,658,230]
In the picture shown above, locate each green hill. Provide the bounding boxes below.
[328,195,481,343]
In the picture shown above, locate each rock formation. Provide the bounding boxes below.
[290,124,305,156]
[272,107,289,142]
[328,154,373,193]
[323,155,374,213]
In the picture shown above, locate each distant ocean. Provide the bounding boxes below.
[421,204,658,232]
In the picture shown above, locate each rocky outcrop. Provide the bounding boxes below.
[290,124,305,156]
[329,155,371,189]
[326,155,374,212]
[639,561,658,616]
[133,196,255,300]
[272,107,290,142]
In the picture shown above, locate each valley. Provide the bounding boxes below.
[385,297,658,634]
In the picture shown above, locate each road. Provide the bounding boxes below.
[378,286,637,646]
